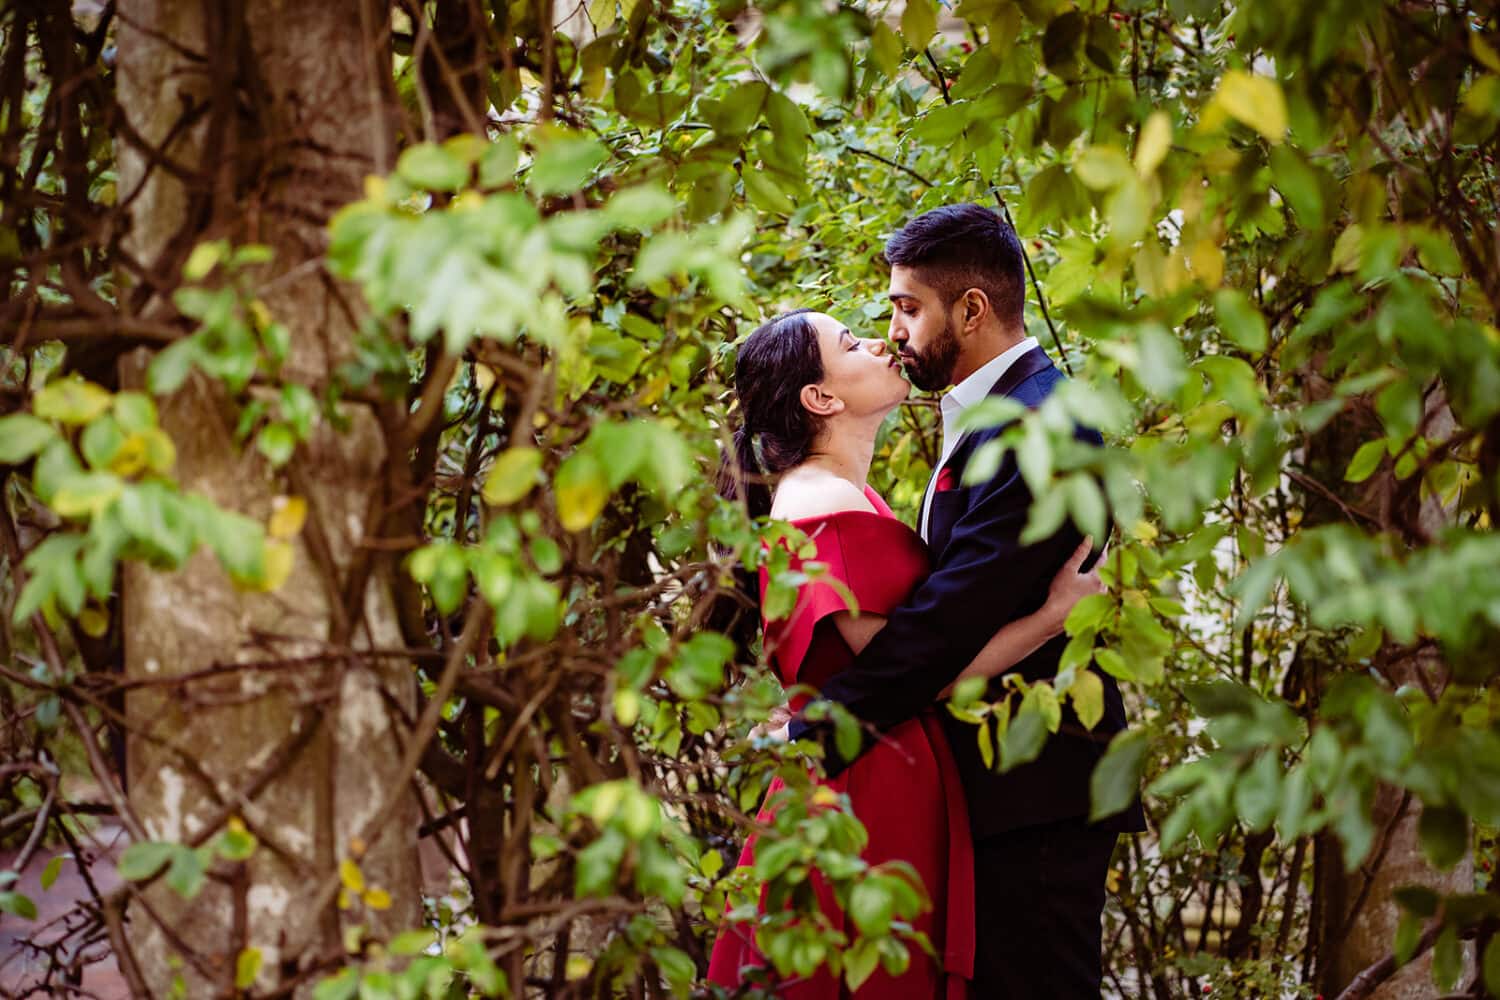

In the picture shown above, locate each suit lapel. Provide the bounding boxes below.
[942,347,1056,473]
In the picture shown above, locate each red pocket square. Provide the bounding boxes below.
[934,467,957,492]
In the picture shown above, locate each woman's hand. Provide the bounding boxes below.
[1044,537,1106,635]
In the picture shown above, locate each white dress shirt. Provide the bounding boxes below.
[919,337,1040,541]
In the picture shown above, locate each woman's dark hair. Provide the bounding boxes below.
[716,308,824,520]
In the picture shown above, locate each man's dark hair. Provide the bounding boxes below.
[884,203,1026,327]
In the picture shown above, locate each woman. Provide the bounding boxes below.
[707,310,1103,998]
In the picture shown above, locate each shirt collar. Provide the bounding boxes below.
[940,337,1040,417]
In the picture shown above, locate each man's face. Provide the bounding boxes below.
[887,265,960,392]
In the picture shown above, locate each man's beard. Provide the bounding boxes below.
[902,316,962,392]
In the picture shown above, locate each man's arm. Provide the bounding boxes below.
[790,428,1097,774]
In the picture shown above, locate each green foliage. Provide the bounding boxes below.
[8,0,1500,995]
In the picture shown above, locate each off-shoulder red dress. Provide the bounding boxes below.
[707,488,974,999]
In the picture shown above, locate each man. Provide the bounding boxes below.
[787,203,1146,996]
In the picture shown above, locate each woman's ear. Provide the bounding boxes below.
[799,382,844,417]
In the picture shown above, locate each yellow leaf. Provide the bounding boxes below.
[258,541,294,591]
[338,888,352,910]
[1187,238,1225,288]
[482,447,543,507]
[363,174,388,203]
[142,428,177,474]
[362,887,392,910]
[268,496,307,539]
[566,955,593,981]
[613,687,641,727]
[1473,34,1500,74]
[79,606,109,638]
[34,377,112,425]
[1331,224,1365,273]
[1209,70,1287,144]
[474,363,497,397]
[107,435,149,477]
[235,947,262,990]
[1134,112,1173,176]
[554,453,610,532]
[1075,145,1134,191]
[811,785,840,808]
[339,858,365,894]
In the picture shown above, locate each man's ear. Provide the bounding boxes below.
[959,288,991,333]
[799,383,844,417]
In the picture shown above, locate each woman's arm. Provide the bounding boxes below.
[828,538,1103,697]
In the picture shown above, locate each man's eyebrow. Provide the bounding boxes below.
[888,292,917,302]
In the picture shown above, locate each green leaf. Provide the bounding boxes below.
[118,841,176,881]
[1418,805,1468,870]
[40,855,66,890]
[900,0,937,49]
[1234,751,1282,832]
[165,845,207,898]
[0,415,58,464]
[1090,728,1147,822]
[999,707,1047,772]
[483,447,543,506]
[870,21,905,78]
[1433,923,1462,991]
[478,136,520,188]
[1070,670,1105,730]
[256,423,297,467]
[1344,439,1387,483]
[742,168,795,215]
[397,143,468,192]
[1483,936,1500,996]
[1214,288,1270,354]
[529,133,608,197]
[312,968,360,1000]
[0,891,37,920]
[848,877,895,936]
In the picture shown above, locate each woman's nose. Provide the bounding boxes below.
[867,339,888,356]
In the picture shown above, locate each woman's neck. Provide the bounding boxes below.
[802,415,880,490]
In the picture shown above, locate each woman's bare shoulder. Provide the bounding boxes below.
[770,469,877,521]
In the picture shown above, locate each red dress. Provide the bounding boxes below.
[707,488,975,999]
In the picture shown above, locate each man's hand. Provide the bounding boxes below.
[750,703,793,743]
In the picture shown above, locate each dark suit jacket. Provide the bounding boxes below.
[790,346,1146,840]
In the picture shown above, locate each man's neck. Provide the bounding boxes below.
[950,328,1027,386]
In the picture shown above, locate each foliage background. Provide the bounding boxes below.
[2,0,1500,998]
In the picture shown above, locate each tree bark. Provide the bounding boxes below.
[115,2,420,992]
[1301,376,1475,998]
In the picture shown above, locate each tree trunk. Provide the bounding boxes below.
[1302,376,1474,997]
[115,2,419,992]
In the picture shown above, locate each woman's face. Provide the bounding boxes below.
[805,312,910,419]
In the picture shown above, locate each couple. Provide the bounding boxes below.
[707,204,1146,998]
